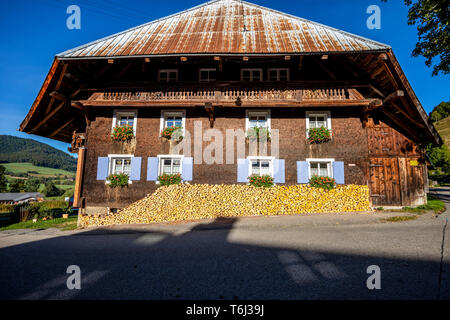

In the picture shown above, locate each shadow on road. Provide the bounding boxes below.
[0,217,448,300]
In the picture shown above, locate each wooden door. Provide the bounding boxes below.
[369,158,401,206]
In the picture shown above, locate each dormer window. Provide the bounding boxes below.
[268,68,289,81]
[199,68,217,82]
[241,68,263,81]
[158,69,178,82]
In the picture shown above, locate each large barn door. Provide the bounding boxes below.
[369,158,402,206]
[398,158,426,206]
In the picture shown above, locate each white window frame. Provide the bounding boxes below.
[112,109,137,135]
[157,155,184,176]
[306,111,332,137]
[267,68,290,81]
[247,156,275,178]
[306,158,335,179]
[199,68,217,82]
[240,68,263,81]
[160,109,186,137]
[158,69,178,82]
[245,109,271,133]
[106,154,134,184]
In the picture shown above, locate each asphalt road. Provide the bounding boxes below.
[0,188,448,300]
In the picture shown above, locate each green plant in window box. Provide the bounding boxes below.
[111,125,135,142]
[247,127,271,141]
[107,173,129,188]
[308,127,332,144]
[158,173,182,186]
[309,176,336,190]
[161,126,184,141]
[248,175,274,188]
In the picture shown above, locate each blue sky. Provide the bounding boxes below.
[0,0,448,154]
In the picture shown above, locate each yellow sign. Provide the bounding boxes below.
[410,160,419,166]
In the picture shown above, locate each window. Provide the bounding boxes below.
[268,68,289,81]
[245,109,271,132]
[160,109,186,135]
[306,112,331,130]
[108,156,132,176]
[112,110,137,133]
[248,156,274,177]
[199,68,217,82]
[158,155,183,175]
[306,158,334,179]
[158,69,178,82]
[241,68,263,81]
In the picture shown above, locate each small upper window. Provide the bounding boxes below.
[158,69,178,82]
[199,68,217,82]
[306,111,331,131]
[241,69,263,81]
[160,109,186,136]
[246,109,271,133]
[112,110,137,133]
[268,68,289,81]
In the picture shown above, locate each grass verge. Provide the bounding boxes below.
[0,217,78,231]
[383,216,418,223]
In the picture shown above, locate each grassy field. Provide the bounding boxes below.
[434,116,450,148]
[0,216,78,231]
[2,162,75,177]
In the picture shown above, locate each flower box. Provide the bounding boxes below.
[158,173,182,186]
[309,176,336,190]
[248,175,274,187]
[111,125,135,142]
[107,173,129,188]
[308,127,332,144]
[161,126,183,141]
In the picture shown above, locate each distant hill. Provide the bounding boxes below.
[0,135,76,172]
[434,116,450,148]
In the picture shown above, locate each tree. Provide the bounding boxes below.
[0,165,7,192]
[9,179,26,193]
[25,179,41,192]
[429,101,450,122]
[43,181,63,197]
[383,0,449,76]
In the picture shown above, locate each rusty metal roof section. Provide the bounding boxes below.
[57,0,389,59]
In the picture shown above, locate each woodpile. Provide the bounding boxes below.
[79,184,371,227]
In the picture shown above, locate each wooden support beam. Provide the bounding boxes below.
[73,147,86,208]
[314,58,336,80]
[49,118,74,138]
[71,101,86,110]
[49,91,66,101]
[383,90,404,105]
[29,101,65,133]
[298,56,303,70]
[115,61,133,80]
[389,102,425,128]
[383,109,420,140]
[205,102,215,128]
[45,63,68,114]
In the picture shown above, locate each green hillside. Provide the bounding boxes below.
[434,116,450,148]
[2,163,75,177]
[0,135,76,172]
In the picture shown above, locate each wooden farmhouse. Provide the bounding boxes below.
[20,0,441,214]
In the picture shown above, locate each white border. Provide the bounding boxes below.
[247,156,275,178]
[106,154,134,184]
[245,109,271,133]
[157,154,185,176]
[112,109,138,135]
[305,111,331,137]
[160,109,186,137]
[305,158,335,179]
